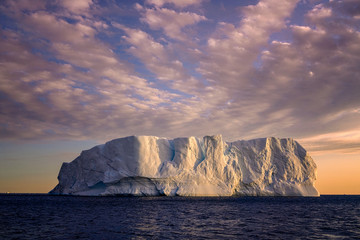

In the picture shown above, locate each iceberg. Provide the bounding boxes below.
[50,135,319,196]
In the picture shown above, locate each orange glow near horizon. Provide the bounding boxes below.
[313,152,360,195]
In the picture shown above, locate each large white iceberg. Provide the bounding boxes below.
[50,135,319,196]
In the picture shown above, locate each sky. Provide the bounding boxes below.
[0,0,360,194]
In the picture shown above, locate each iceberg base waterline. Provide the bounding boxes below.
[50,135,319,196]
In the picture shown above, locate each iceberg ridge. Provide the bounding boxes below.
[50,135,319,196]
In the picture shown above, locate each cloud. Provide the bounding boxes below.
[60,0,93,14]
[1,0,360,154]
[0,2,192,140]
[249,0,360,150]
[1,0,46,14]
[299,128,360,154]
[145,0,203,9]
[139,7,206,41]
[115,24,186,80]
[113,22,204,94]
[197,0,299,88]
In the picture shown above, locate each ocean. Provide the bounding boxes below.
[0,195,359,239]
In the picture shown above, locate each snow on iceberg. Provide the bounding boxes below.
[50,135,319,196]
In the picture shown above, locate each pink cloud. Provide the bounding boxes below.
[145,0,203,8]
[1,0,360,155]
[114,23,202,93]
[139,7,206,41]
[197,0,299,88]
[60,0,93,14]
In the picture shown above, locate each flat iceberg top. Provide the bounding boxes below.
[50,135,319,197]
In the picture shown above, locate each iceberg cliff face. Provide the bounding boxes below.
[50,135,319,196]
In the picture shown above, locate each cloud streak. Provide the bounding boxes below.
[1,0,360,154]
[138,4,207,41]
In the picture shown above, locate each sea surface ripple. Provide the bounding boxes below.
[0,195,359,239]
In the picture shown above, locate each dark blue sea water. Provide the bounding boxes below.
[0,195,359,239]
